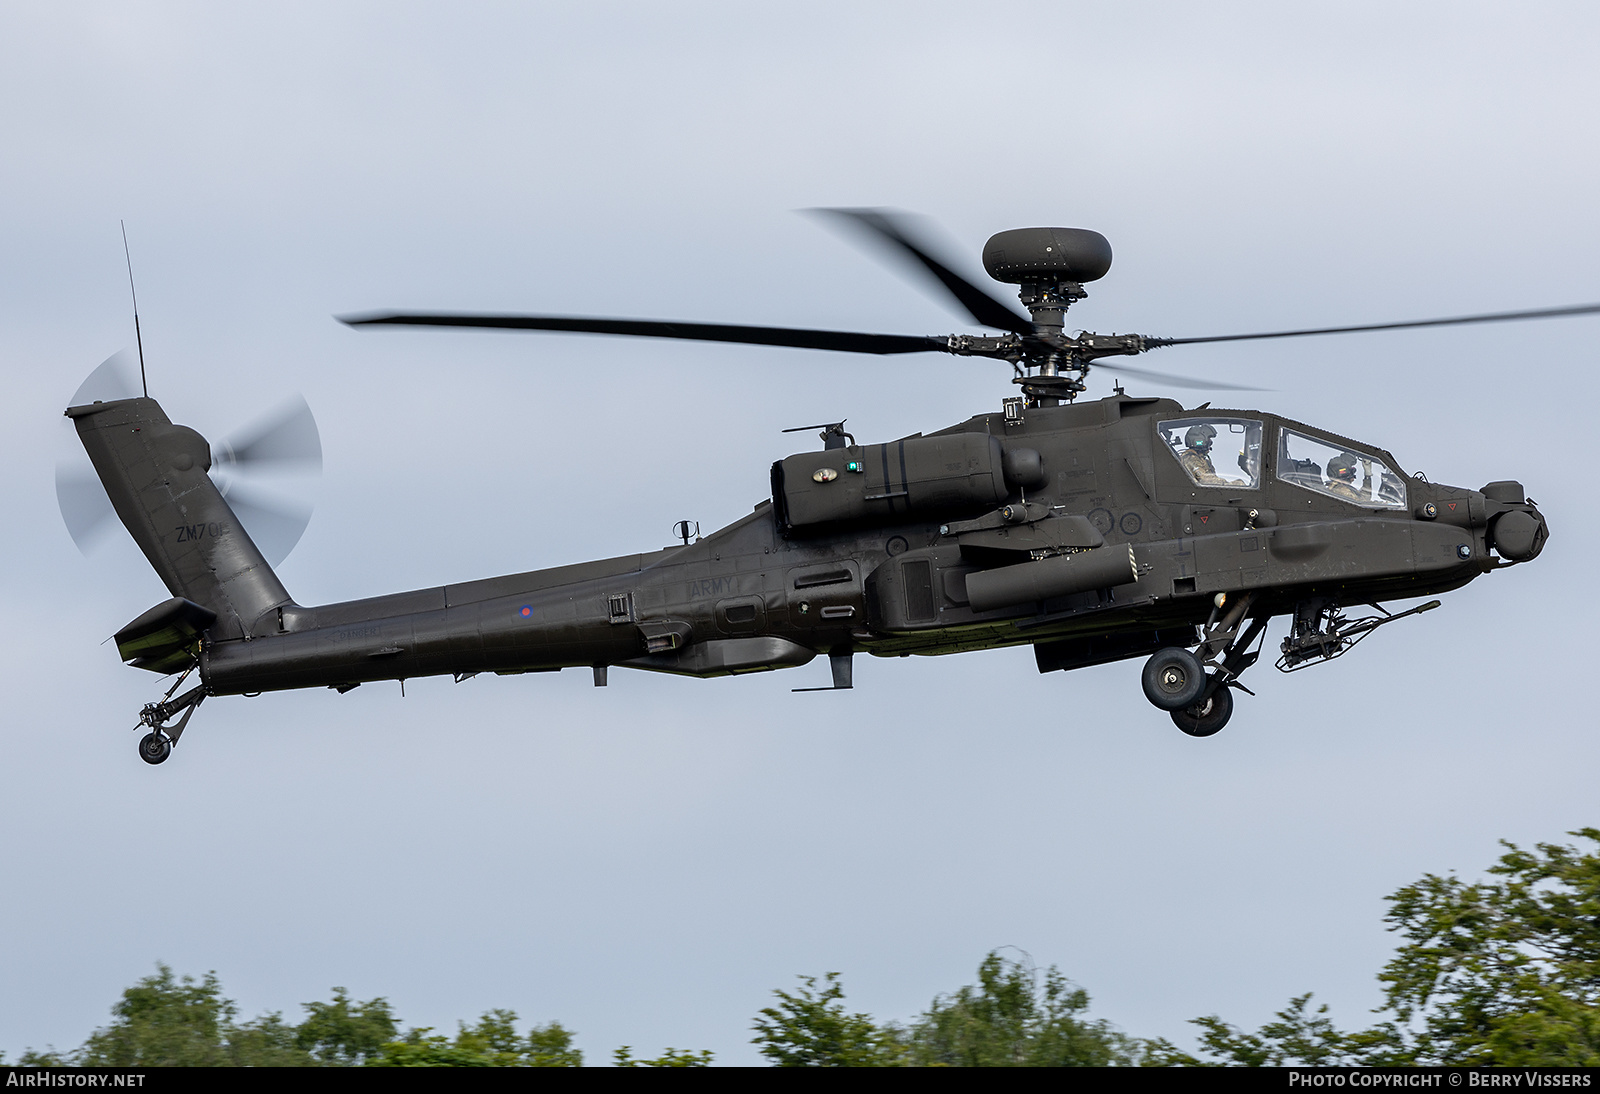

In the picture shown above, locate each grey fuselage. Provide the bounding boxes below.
[161,393,1541,696]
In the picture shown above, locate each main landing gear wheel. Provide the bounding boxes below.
[1171,680,1234,737]
[138,732,172,765]
[1141,647,1205,711]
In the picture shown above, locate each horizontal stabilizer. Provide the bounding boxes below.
[115,597,218,674]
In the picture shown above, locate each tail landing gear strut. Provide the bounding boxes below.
[135,668,207,765]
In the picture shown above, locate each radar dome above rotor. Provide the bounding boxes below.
[982,227,1113,284]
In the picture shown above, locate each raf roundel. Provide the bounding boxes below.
[519,605,532,618]
[812,468,838,483]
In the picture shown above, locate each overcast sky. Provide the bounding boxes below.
[3,2,1598,1065]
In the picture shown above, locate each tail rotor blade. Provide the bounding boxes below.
[213,395,322,470]
[208,395,321,566]
[808,208,1035,336]
[55,463,117,552]
[60,357,321,568]
[60,354,137,556]
[68,351,141,407]
[221,485,313,568]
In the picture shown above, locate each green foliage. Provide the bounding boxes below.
[368,1012,581,1067]
[295,986,398,1065]
[14,1049,69,1066]
[1143,994,1368,1066]
[76,966,230,1066]
[752,972,906,1066]
[216,1010,311,1067]
[522,1019,585,1066]
[23,831,1596,1070]
[753,957,1140,1067]
[1159,830,1600,1067]
[10,965,578,1069]
[66,965,312,1066]
[613,1045,714,1066]
[367,1029,495,1068]
[1372,827,1600,1065]
[902,951,1143,1067]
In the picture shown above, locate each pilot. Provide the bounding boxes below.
[1325,454,1364,502]
[1179,424,1230,486]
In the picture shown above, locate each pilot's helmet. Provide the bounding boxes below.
[1184,424,1217,452]
[1327,454,1358,483]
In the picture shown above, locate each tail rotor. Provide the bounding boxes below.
[57,359,323,567]
[208,395,322,566]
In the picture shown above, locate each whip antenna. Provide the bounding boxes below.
[120,220,147,397]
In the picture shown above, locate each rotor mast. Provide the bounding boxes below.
[1017,275,1088,405]
[975,226,1131,404]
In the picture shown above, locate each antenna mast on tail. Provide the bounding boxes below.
[120,220,147,397]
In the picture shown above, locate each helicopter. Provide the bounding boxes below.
[65,210,1565,765]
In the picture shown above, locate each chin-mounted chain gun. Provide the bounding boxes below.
[1277,598,1441,672]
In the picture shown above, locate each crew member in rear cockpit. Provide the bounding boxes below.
[1179,424,1230,486]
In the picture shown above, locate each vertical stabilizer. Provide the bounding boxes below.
[68,396,292,640]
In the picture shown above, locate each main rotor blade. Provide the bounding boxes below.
[1099,361,1266,392]
[1149,302,1600,348]
[340,312,950,356]
[809,208,1035,336]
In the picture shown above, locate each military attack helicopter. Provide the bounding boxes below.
[65,210,1568,764]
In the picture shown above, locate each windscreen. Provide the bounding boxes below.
[1276,428,1406,509]
[1158,418,1263,490]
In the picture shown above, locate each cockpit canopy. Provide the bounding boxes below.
[1159,416,1407,510]
[1159,417,1262,490]
[1276,427,1406,509]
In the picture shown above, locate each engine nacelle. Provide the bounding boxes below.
[773,432,1008,532]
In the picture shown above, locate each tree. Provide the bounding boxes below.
[76,965,232,1066]
[752,973,905,1066]
[1153,829,1600,1067]
[72,965,312,1067]
[613,1046,714,1066]
[753,957,1141,1067]
[1371,827,1600,1065]
[15,967,421,1067]
[368,1011,581,1067]
[1143,994,1367,1067]
[903,951,1143,1067]
[295,986,398,1065]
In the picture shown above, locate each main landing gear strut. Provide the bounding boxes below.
[135,667,207,765]
[1140,592,1268,738]
[1139,593,1444,738]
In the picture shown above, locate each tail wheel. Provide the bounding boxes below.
[1171,681,1234,737]
[1141,647,1205,711]
[138,732,172,765]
